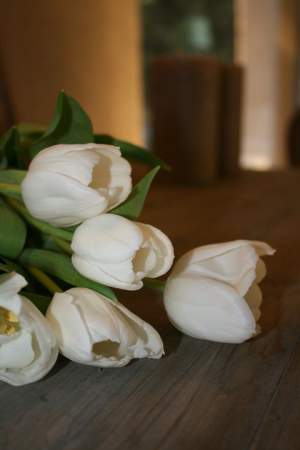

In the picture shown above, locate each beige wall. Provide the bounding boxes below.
[235,0,299,169]
[0,0,144,144]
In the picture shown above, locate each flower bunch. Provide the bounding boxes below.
[0,92,274,386]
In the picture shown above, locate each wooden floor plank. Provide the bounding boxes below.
[1,171,300,450]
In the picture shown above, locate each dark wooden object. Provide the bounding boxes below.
[1,171,300,450]
[150,56,222,185]
[219,64,244,176]
[0,61,14,134]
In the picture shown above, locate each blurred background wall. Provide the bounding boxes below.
[0,0,144,144]
[0,0,300,170]
[235,0,299,169]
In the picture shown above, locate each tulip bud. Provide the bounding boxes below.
[71,214,174,290]
[0,272,58,386]
[21,143,132,227]
[46,287,164,367]
[163,240,275,343]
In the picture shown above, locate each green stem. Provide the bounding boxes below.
[0,182,22,199]
[143,278,166,293]
[52,237,72,255]
[27,266,62,294]
[0,169,27,184]
[6,198,73,242]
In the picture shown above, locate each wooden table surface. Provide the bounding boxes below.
[1,170,300,450]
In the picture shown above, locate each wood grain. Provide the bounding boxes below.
[1,170,300,450]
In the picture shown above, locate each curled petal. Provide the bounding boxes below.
[92,146,132,209]
[244,283,262,321]
[134,223,174,278]
[0,272,26,315]
[173,240,275,297]
[256,258,267,283]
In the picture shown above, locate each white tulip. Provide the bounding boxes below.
[0,272,58,386]
[46,287,164,367]
[163,240,275,344]
[21,143,132,227]
[71,214,174,290]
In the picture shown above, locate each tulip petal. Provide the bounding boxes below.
[0,329,34,369]
[244,283,262,321]
[22,170,108,227]
[92,146,132,209]
[72,255,143,290]
[175,240,275,271]
[115,301,164,360]
[21,143,132,227]
[47,288,164,368]
[256,258,267,283]
[173,240,275,298]
[134,223,174,278]
[0,298,58,386]
[71,215,174,290]
[46,292,93,363]
[71,214,143,263]
[0,272,26,315]
[29,145,101,185]
[164,273,256,344]
[69,288,123,344]
[177,243,258,296]
[251,241,276,257]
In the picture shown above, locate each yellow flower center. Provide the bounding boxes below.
[0,306,20,336]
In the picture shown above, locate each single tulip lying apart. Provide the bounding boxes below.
[163,240,275,344]
[0,272,58,386]
[21,143,132,227]
[46,287,164,367]
[71,214,174,290]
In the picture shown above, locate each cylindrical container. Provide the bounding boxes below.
[149,55,222,185]
[219,63,244,176]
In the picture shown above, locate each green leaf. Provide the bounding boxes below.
[20,249,117,302]
[7,198,73,241]
[30,91,94,158]
[0,200,27,258]
[0,169,26,185]
[17,122,46,137]
[17,123,46,152]
[0,182,22,200]
[95,134,170,170]
[0,127,26,168]
[111,166,160,220]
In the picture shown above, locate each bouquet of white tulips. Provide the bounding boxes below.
[0,92,275,386]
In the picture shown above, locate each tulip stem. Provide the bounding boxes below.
[0,182,22,200]
[6,198,74,242]
[27,266,62,294]
[144,278,166,293]
[52,237,72,255]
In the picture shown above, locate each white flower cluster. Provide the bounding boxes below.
[0,143,275,386]
[1,143,173,385]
